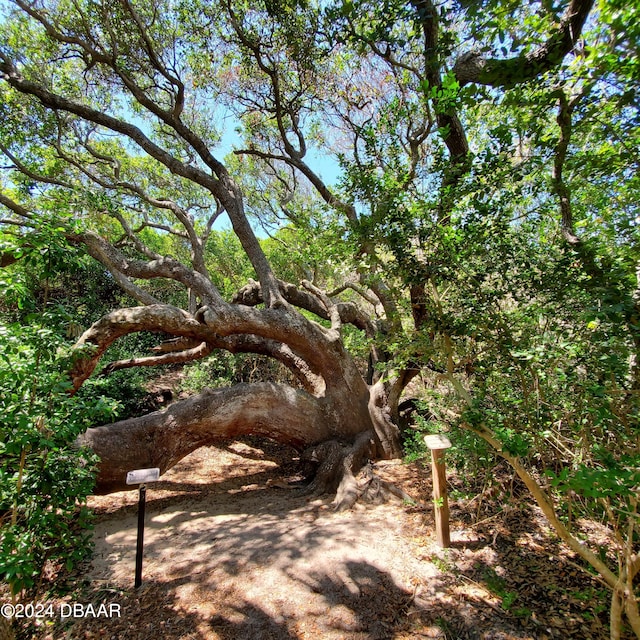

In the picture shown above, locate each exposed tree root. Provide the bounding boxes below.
[301,432,418,511]
[357,464,419,505]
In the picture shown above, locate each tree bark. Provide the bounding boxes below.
[79,376,401,496]
[452,0,595,88]
[80,383,336,493]
[0,618,14,640]
[63,258,404,499]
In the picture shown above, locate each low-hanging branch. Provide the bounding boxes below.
[69,230,224,307]
[79,382,337,493]
[100,341,214,375]
[103,331,326,395]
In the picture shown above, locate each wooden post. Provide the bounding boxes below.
[424,435,452,548]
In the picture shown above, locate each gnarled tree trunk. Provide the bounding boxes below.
[72,278,404,506]
[80,380,381,495]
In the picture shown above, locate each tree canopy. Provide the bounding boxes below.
[1,0,639,636]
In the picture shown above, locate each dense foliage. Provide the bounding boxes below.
[0,233,107,596]
[0,0,638,636]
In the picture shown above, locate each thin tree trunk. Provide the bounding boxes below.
[611,590,622,640]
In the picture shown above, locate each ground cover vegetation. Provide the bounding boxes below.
[0,0,638,637]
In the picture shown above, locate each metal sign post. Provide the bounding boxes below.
[424,435,452,548]
[126,468,160,589]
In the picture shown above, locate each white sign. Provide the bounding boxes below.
[423,434,452,450]
[126,468,160,485]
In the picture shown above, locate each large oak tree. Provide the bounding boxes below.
[2,0,639,634]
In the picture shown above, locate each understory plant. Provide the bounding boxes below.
[0,314,117,597]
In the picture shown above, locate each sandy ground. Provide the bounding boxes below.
[84,444,441,639]
[20,440,620,639]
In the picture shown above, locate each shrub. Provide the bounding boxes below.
[0,314,118,597]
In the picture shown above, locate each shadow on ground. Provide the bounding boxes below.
[39,445,620,640]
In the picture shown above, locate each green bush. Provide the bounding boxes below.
[180,352,236,394]
[0,314,118,596]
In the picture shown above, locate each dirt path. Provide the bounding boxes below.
[33,442,617,639]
